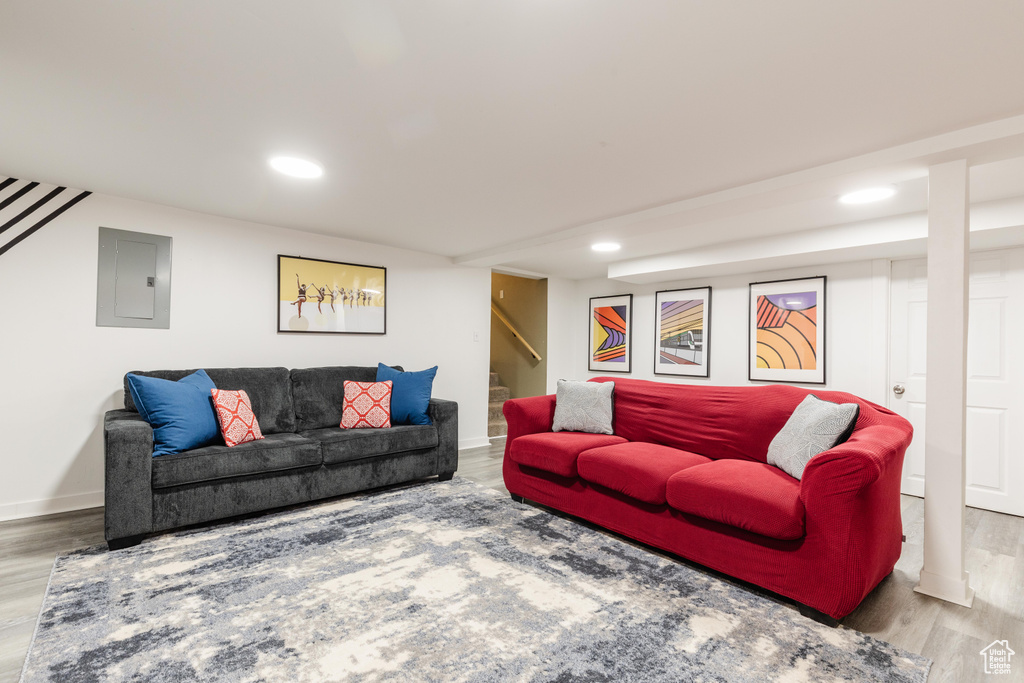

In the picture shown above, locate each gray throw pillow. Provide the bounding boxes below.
[552,380,614,434]
[767,394,859,480]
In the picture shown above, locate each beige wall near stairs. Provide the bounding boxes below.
[490,273,547,399]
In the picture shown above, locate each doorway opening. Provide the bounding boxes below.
[489,272,548,437]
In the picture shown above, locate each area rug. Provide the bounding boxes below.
[22,478,930,682]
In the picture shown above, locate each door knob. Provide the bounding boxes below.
[892,384,906,396]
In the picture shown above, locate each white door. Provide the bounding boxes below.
[889,249,1024,517]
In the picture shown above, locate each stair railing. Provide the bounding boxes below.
[491,301,543,361]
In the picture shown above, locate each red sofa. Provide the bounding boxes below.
[502,377,913,621]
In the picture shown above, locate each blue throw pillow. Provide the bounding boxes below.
[376,363,437,425]
[126,369,220,457]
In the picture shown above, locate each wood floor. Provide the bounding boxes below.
[0,505,104,682]
[2,440,1021,682]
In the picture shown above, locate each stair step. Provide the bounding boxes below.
[488,371,509,437]
[488,401,506,422]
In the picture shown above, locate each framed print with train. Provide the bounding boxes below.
[589,294,632,373]
[278,255,386,334]
[749,276,825,384]
[654,287,711,378]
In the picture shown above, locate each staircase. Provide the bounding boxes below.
[488,372,511,437]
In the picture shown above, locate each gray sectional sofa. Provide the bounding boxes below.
[104,365,458,550]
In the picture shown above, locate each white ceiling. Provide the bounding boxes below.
[2,1,1024,279]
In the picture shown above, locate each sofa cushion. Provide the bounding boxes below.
[767,394,860,480]
[577,442,711,505]
[341,380,392,429]
[211,389,265,447]
[126,367,296,435]
[126,369,220,457]
[151,433,321,489]
[552,379,614,435]
[303,425,438,465]
[665,460,805,540]
[509,432,627,478]
[587,377,854,463]
[376,363,437,425]
[291,366,401,431]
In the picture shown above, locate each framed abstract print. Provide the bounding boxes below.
[654,287,711,378]
[749,276,825,384]
[589,294,632,373]
[278,255,386,334]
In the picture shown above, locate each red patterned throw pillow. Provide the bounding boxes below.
[341,380,392,429]
[210,389,265,447]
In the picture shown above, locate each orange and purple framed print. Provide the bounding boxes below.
[749,276,825,384]
[589,294,632,373]
[278,255,386,334]
[655,287,711,378]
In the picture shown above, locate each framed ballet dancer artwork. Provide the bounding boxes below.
[277,255,386,334]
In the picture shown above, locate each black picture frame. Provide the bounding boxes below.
[278,254,387,335]
[654,286,712,378]
[748,276,826,384]
[589,294,632,373]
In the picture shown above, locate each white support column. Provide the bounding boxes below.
[914,159,974,607]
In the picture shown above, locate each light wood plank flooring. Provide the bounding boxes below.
[1,440,1021,682]
[0,506,104,682]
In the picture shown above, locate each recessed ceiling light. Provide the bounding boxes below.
[839,186,896,205]
[269,156,324,179]
[591,242,621,252]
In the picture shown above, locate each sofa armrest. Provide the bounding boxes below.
[503,394,556,441]
[104,410,154,544]
[428,398,459,475]
[800,423,910,499]
[799,423,912,591]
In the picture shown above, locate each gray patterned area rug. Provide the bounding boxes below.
[22,478,930,682]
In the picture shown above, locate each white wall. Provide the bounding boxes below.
[0,193,491,520]
[544,276,578,394]
[547,260,891,405]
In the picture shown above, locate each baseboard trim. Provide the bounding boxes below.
[914,569,975,607]
[458,437,492,450]
[0,491,103,522]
